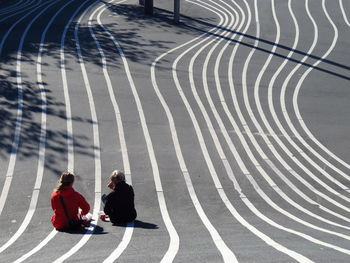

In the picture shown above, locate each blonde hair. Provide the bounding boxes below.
[110,170,125,184]
[55,172,74,192]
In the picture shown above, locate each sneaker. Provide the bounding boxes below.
[98,211,110,222]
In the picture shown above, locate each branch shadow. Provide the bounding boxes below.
[3,0,345,177]
[0,67,93,175]
[154,6,350,81]
[0,1,190,175]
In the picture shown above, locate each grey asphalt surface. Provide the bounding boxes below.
[0,0,350,262]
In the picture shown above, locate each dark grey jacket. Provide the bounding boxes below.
[104,181,137,224]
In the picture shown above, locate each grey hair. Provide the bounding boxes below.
[110,170,125,183]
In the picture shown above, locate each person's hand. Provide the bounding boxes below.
[107,181,115,189]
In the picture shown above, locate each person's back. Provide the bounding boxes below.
[103,170,137,224]
[51,172,90,230]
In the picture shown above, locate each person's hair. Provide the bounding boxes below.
[110,170,125,184]
[55,172,75,192]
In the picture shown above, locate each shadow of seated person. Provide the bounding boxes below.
[58,223,107,235]
[112,219,158,229]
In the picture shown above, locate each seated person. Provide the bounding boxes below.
[51,172,90,231]
[102,170,137,224]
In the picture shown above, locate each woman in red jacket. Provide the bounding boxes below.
[51,172,90,231]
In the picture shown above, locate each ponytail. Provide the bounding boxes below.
[54,172,75,192]
[54,181,72,192]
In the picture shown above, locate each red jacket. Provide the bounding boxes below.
[51,186,90,230]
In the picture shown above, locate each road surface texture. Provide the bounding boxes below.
[0,0,350,262]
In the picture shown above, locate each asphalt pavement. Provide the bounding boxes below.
[0,0,350,262]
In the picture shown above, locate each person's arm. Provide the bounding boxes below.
[51,193,58,210]
[77,192,90,215]
[131,186,135,199]
[103,193,113,216]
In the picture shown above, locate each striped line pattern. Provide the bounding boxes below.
[0,0,349,262]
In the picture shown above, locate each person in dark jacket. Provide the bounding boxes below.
[103,170,137,224]
[51,172,90,231]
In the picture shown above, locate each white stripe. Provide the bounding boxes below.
[194,0,347,256]
[262,0,350,207]
[0,0,26,15]
[221,0,350,250]
[194,0,350,257]
[222,0,350,231]
[152,0,309,261]
[10,1,91,260]
[255,0,350,212]
[0,0,51,217]
[89,1,135,261]
[0,1,42,25]
[172,0,238,261]
[339,0,350,27]
[12,229,58,263]
[96,3,180,262]
[0,0,62,253]
[245,0,350,225]
[53,196,102,263]
[53,1,103,261]
[174,0,238,261]
[0,0,36,17]
[266,0,350,201]
[243,0,349,216]
[290,0,350,176]
[102,223,134,263]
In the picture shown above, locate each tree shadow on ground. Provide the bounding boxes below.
[7,0,345,177]
[156,7,350,80]
[0,0,192,175]
[0,66,93,175]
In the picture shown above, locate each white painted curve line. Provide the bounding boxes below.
[222,0,350,241]
[158,0,310,261]
[290,0,350,178]
[270,0,350,197]
[152,0,311,260]
[0,0,62,254]
[192,0,350,256]
[260,0,350,209]
[0,0,34,16]
[102,223,134,263]
[12,229,58,263]
[0,1,46,219]
[0,1,47,23]
[173,1,238,261]
[340,0,350,27]
[0,0,28,16]
[11,1,92,261]
[214,0,350,232]
[0,0,51,217]
[284,0,350,181]
[261,0,350,216]
[89,1,135,262]
[286,0,350,175]
[246,0,350,228]
[96,3,180,263]
[152,0,307,260]
[150,0,237,256]
[53,1,103,262]
[203,0,350,256]
[0,0,25,14]
[220,2,350,254]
